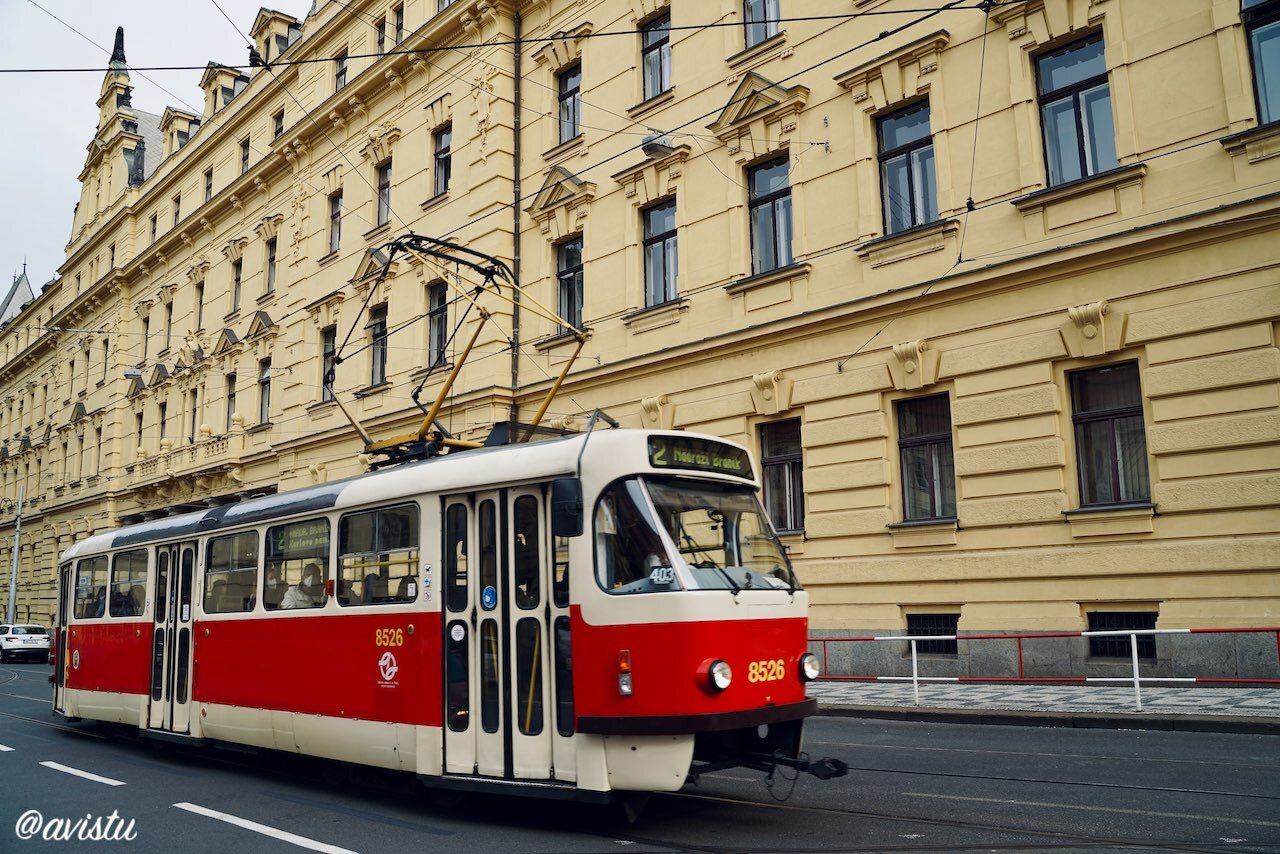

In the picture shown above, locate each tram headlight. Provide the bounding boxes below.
[799,652,821,682]
[709,659,732,692]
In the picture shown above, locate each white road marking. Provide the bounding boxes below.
[40,761,126,786]
[0,744,13,751]
[902,792,1280,828]
[173,802,359,854]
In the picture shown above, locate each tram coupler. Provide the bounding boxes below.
[757,750,849,780]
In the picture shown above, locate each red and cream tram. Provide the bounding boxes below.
[52,429,844,802]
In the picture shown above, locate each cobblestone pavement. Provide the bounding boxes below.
[810,680,1280,717]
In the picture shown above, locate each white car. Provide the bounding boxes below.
[0,624,51,663]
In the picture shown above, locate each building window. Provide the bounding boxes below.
[748,157,792,275]
[231,259,243,313]
[1246,0,1280,124]
[328,191,343,255]
[265,238,277,294]
[433,124,452,196]
[240,138,251,174]
[369,306,388,386]
[376,159,393,227]
[140,316,150,362]
[760,419,803,532]
[1036,34,1117,187]
[149,214,158,244]
[556,237,584,333]
[335,51,348,91]
[1088,611,1156,659]
[1070,361,1150,506]
[204,167,213,202]
[641,13,672,100]
[188,388,199,443]
[101,340,110,382]
[225,373,237,431]
[195,282,205,330]
[258,359,272,425]
[273,109,285,139]
[321,326,336,402]
[879,101,937,235]
[643,199,678,306]
[906,613,960,655]
[897,394,955,521]
[157,402,167,441]
[135,412,144,452]
[428,282,448,367]
[558,64,582,144]
[172,194,181,225]
[394,4,404,43]
[164,302,174,351]
[376,20,386,55]
[744,0,780,48]
[440,0,458,10]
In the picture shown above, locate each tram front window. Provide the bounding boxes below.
[595,478,796,594]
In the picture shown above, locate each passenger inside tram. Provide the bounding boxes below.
[263,566,286,610]
[281,562,325,609]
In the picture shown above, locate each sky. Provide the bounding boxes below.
[0,0,309,293]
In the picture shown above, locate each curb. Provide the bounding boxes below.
[817,703,1280,735]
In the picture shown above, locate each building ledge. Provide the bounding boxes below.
[533,328,592,353]
[623,298,688,333]
[306,400,337,419]
[1221,121,1280,164]
[354,382,391,399]
[246,422,272,435]
[727,32,787,69]
[256,291,276,307]
[420,191,450,213]
[856,219,958,268]
[888,517,958,548]
[543,135,585,163]
[363,222,392,242]
[725,262,811,296]
[317,250,340,267]
[1064,502,1156,538]
[1011,163,1148,215]
[627,88,676,121]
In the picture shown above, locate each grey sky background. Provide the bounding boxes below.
[0,0,308,293]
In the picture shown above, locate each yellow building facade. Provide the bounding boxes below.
[1,0,1277,676]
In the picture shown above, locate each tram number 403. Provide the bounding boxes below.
[374,628,405,647]
[747,659,785,683]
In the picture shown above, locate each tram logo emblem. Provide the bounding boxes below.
[378,651,399,683]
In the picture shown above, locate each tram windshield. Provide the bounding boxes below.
[595,477,797,594]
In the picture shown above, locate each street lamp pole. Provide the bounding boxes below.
[5,485,23,625]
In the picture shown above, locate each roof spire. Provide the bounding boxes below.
[110,26,126,67]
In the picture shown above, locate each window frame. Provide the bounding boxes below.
[760,419,804,534]
[239,138,251,174]
[641,12,672,100]
[231,258,243,313]
[328,191,343,255]
[1244,0,1280,125]
[376,159,393,227]
[557,63,582,144]
[368,305,389,387]
[427,282,448,367]
[225,373,237,431]
[1087,610,1157,659]
[433,124,452,196]
[273,109,285,140]
[204,168,213,202]
[1069,361,1151,508]
[744,0,780,49]
[642,198,678,307]
[335,50,348,91]
[556,236,584,333]
[895,393,956,522]
[321,326,337,402]
[336,503,420,607]
[1034,33,1117,187]
[258,358,272,425]
[265,237,277,294]
[877,100,938,235]
[747,156,793,275]
[906,613,960,656]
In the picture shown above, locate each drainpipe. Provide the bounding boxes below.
[509,9,523,428]
[5,485,23,624]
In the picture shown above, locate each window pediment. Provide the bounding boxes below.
[531,23,593,70]
[359,122,402,163]
[212,327,240,355]
[707,73,810,142]
[246,310,277,339]
[834,30,949,112]
[611,144,690,207]
[526,167,596,238]
[989,0,1105,47]
[148,363,170,387]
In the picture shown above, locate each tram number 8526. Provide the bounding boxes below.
[375,628,405,647]
[747,659,785,683]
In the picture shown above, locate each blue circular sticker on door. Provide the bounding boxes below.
[482,586,497,609]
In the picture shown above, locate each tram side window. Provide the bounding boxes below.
[513,495,540,610]
[109,550,149,617]
[205,531,259,613]
[445,504,468,613]
[266,518,330,611]
[338,504,419,606]
[74,556,109,619]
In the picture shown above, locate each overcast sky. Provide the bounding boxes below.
[0,0,309,293]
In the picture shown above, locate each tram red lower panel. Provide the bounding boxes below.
[65,621,153,695]
[571,609,810,720]
[192,612,443,726]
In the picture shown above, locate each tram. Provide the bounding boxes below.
[52,427,845,803]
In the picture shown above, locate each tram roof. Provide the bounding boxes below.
[61,431,595,559]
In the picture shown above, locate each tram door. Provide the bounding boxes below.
[443,487,567,780]
[147,542,197,732]
[53,562,72,715]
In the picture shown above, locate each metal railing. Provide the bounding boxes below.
[813,627,1280,711]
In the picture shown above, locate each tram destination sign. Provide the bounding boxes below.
[648,436,753,479]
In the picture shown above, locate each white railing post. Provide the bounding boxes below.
[910,638,920,706]
[1130,632,1143,711]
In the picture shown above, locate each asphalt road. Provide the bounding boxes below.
[2,660,1278,853]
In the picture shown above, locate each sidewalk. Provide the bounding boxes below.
[810,681,1280,734]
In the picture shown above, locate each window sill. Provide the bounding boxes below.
[543,135,584,162]
[354,382,391,399]
[724,262,811,297]
[778,531,805,555]
[317,250,340,266]
[1064,502,1156,538]
[887,517,958,548]
[1011,162,1148,215]
[727,32,787,69]
[1221,121,1280,164]
[223,310,241,323]
[246,422,272,435]
[409,363,451,380]
[420,192,450,213]
[623,298,688,333]
[363,222,393,242]
[533,327,592,353]
[257,291,276,306]
[856,219,959,268]
[306,400,337,418]
[627,88,676,121]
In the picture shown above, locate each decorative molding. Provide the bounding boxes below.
[834,29,950,112]
[888,339,940,391]
[640,394,676,430]
[323,165,342,195]
[359,121,402,163]
[526,166,596,239]
[530,23,593,70]
[856,219,959,268]
[1061,298,1124,358]
[750,369,793,415]
[222,236,249,263]
[1221,122,1280,164]
[707,73,810,161]
[611,144,691,207]
[157,282,179,306]
[423,93,454,131]
[255,213,284,241]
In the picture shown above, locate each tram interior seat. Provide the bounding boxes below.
[363,573,386,604]
[395,576,413,600]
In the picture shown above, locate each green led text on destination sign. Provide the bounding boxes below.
[648,437,752,478]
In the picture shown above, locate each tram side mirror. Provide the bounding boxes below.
[551,478,583,537]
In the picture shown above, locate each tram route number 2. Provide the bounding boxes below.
[747,659,785,683]
[374,628,404,647]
